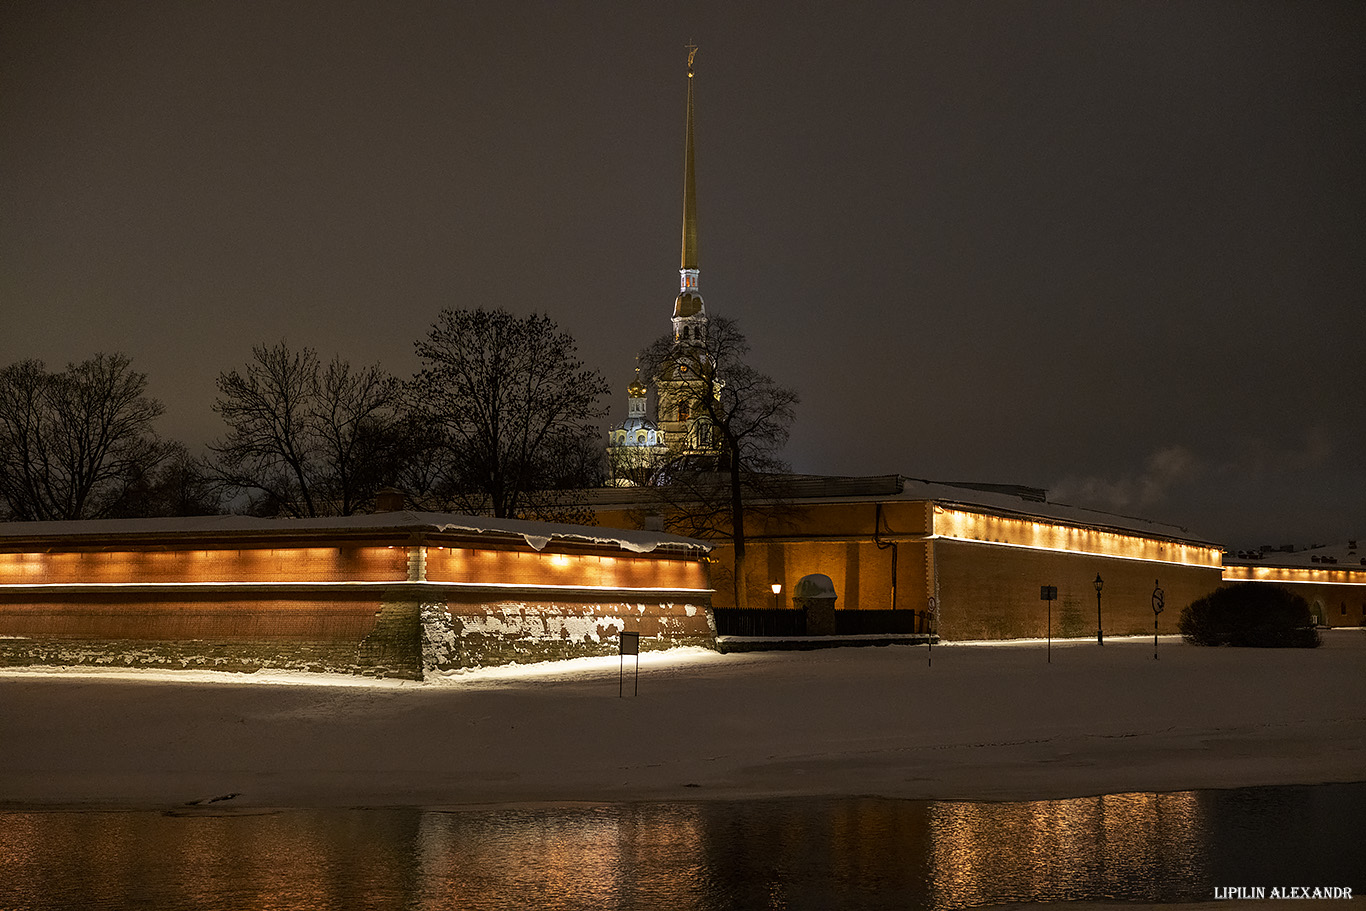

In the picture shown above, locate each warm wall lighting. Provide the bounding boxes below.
[0,539,711,595]
[932,507,1222,568]
[1223,565,1366,586]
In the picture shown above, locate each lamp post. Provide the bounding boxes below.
[1093,573,1104,645]
[771,580,782,610]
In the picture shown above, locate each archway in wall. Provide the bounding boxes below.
[1309,598,1327,627]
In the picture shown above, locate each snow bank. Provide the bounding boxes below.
[1,632,1362,809]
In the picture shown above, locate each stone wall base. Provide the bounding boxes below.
[0,596,717,680]
[420,598,714,673]
[0,638,367,676]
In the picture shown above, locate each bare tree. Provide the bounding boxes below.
[641,315,798,608]
[315,356,411,515]
[106,442,222,518]
[211,342,407,516]
[410,308,609,519]
[0,354,171,520]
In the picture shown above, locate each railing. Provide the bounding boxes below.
[712,607,929,637]
[835,609,928,635]
[711,607,806,637]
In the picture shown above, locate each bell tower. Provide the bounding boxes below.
[606,45,720,483]
[656,44,718,456]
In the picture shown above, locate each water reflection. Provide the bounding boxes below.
[930,791,1206,905]
[0,784,1359,910]
[412,804,714,909]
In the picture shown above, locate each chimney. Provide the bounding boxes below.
[374,488,407,512]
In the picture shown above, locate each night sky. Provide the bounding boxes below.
[3,2,1362,547]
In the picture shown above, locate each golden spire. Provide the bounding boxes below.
[681,44,698,272]
[673,43,704,322]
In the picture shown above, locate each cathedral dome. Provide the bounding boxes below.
[611,414,664,448]
[613,415,659,433]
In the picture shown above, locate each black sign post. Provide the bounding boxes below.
[1152,580,1165,660]
[619,631,640,697]
[1040,586,1058,663]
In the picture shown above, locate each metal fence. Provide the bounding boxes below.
[711,607,807,637]
[712,608,929,637]
[834,609,928,635]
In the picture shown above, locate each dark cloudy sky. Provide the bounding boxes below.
[2,1,1362,547]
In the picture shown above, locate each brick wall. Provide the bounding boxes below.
[0,589,407,676]
[933,539,1222,641]
[1250,581,1366,629]
[424,546,706,590]
[0,546,408,585]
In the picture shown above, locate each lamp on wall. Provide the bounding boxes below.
[1094,573,1104,646]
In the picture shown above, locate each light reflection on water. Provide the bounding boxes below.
[0,784,1360,910]
[930,791,1206,906]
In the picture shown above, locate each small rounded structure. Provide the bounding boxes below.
[793,573,837,601]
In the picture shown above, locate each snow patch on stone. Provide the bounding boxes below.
[420,603,460,671]
[453,602,626,645]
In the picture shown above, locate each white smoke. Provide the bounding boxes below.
[1052,445,1200,511]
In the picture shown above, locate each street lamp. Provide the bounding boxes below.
[1093,573,1104,645]
[771,580,782,610]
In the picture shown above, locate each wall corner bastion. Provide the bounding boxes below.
[0,513,714,681]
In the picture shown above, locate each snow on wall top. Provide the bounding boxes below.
[0,511,711,556]
[1224,540,1366,570]
[583,474,1217,546]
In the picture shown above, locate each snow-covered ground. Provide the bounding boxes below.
[1,631,1362,810]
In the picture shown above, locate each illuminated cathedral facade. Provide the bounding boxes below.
[608,46,720,486]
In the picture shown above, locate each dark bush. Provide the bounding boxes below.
[1178,582,1321,647]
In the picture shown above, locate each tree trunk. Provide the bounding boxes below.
[728,440,749,610]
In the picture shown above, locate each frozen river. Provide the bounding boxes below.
[1,782,1359,910]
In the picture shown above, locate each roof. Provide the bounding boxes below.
[581,472,1217,547]
[1225,540,1366,569]
[611,415,662,436]
[0,511,711,556]
[673,291,705,318]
